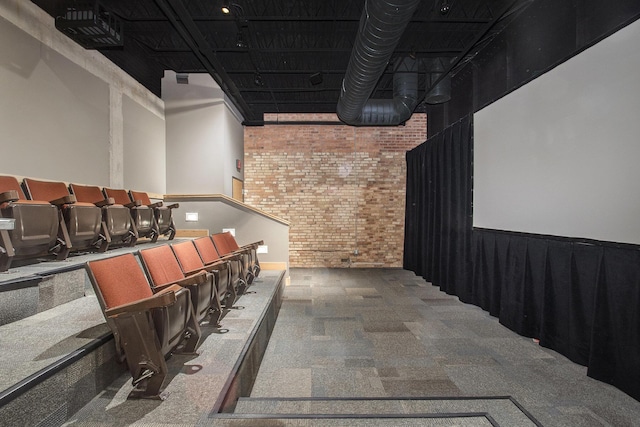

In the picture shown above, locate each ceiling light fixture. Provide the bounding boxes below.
[236,32,247,48]
[439,0,451,15]
[254,72,264,87]
[221,5,231,14]
[309,72,323,86]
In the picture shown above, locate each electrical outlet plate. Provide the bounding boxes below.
[257,245,268,254]
[222,228,236,236]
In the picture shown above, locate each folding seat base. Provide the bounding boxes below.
[164,218,177,241]
[113,308,200,400]
[0,229,15,272]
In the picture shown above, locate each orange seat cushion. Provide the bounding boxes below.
[0,176,27,200]
[24,179,70,202]
[223,231,241,251]
[194,237,222,264]
[129,190,152,205]
[140,245,185,286]
[212,233,234,256]
[103,188,132,205]
[171,241,205,274]
[70,184,105,204]
[88,254,153,309]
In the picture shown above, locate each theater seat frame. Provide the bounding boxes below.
[103,188,160,243]
[171,240,233,315]
[130,190,178,241]
[23,179,110,256]
[69,184,139,248]
[0,177,68,270]
[86,254,201,399]
[139,245,222,327]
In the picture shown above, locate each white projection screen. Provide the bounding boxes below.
[473,18,640,245]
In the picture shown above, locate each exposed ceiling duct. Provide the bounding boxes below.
[35,0,534,124]
[424,57,452,104]
[357,57,419,124]
[337,0,422,126]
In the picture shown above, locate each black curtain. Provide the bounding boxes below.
[404,115,640,401]
[472,230,640,400]
[404,115,473,301]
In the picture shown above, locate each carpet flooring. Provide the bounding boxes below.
[246,268,640,427]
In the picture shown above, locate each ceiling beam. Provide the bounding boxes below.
[153,0,259,123]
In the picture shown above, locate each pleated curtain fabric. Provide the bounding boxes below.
[403,114,473,301]
[403,114,640,401]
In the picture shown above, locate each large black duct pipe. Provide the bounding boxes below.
[337,0,422,126]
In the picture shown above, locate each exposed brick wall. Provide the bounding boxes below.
[244,113,426,268]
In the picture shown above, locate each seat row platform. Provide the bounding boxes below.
[0,231,274,425]
[0,256,283,426]
[86,232,263,399]
[0,175,178,272]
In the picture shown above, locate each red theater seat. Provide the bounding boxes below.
[86,253,200,399]
[23,178,108,254]
[70,183,138,247]
[138,244,221,326]
[0,175,63,270]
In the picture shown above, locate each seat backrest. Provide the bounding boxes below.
[23,178,69,202]
[222,231,241,251]
[129,190,152,206]
[211,233,234,256]
[70,184,105,204]
[171,241,206,274]
[0,176,27,200]
[103,188,131,205]
[194,236,222,264]
[139,245,185,287]
[87,253,153,309]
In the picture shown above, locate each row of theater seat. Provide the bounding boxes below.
[0,175,178,271]
[85,232,263,399]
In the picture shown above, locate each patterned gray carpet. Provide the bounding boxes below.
[245,268,640,427]
[20,267,639,426]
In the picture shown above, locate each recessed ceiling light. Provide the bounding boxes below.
[221,5,231,14]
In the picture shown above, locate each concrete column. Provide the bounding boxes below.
[109,87,124,188]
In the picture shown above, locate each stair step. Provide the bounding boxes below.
[209,413,494,426]
[230,397,539,426]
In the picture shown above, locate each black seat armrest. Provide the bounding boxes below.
[125,200,142,208]
[50,195,76,206]
[166,203,179,209]
[0,190,19,204]
[241,241,264,249]
[204,260,229,272]
[95,197,115,207]
[173,270,210,287]
[104,288,178,317]
[148,201,163,209]
[221,253,242,262]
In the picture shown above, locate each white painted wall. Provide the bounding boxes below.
[474,19,640,245]
[0,1,165,191]
[0,14,109,184]
[163,71,244,195]
[123,95,167,194]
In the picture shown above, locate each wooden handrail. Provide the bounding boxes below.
[163,193,290,226]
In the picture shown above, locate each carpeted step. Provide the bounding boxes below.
[207,414,495,426]
[229,397,539,426]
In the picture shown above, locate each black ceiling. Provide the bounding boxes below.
[32,0,531,125]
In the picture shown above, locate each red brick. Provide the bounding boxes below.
[245,113,426,268]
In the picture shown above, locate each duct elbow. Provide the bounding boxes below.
[336,0,422,126]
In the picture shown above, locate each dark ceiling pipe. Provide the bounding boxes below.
[358,57,419,124]
[337,0,422,126]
